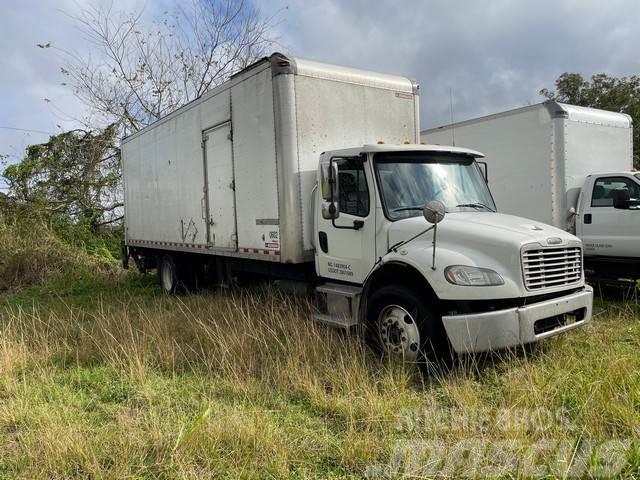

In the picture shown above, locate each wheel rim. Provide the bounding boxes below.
[162,261,174,292]
[377,304,421,361]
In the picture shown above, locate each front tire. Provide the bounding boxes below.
[367,285,453,368]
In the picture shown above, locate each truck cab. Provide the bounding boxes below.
[314,144,593,361]
[576,171,640,279]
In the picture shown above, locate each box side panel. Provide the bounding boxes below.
[230,68,281,255]
[293,76,418,253]
[422,106,556,226]
[123,90,230,246]
[563,119,634,211]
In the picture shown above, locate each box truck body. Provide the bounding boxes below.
[422,102,639,279]
[122,55,593,361]
[123,53,419,265]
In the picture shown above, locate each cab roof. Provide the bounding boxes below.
[326,143,485,158]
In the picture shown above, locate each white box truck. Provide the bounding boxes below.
[122,54,593,363]
[422,101,640,281]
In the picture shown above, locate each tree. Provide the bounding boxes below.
[56,0,277,134]
[541,73,640,169]
[2,126,121,230]
[22,1,277,228]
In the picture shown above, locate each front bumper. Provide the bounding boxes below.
[442,286,593,353]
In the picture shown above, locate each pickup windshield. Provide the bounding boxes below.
[374,152,496,220]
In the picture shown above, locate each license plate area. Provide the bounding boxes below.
[533,307,586,335]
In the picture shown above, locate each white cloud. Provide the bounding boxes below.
[259,0,640,128]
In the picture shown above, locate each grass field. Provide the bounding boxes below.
[0,268,638,478]
[0,211,638,478]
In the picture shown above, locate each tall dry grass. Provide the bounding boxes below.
[0,283,638,478]
[1,201,638,476]
[0,288,421,477]
[0,212,122,292]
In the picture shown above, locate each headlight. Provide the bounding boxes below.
[444,265,504,286]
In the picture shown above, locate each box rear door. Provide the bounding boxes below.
[203,122,237,250]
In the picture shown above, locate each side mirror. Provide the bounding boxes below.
[320,158,332,200]
[320,158,340,219]
[423,200,446,224]
[321,200,340,219]
[612,188,630,209]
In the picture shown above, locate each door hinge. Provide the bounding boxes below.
[229,179,235,191]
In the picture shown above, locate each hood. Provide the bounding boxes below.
[388,212,578,249]
[385,212,583,301]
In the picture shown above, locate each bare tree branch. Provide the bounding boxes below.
[59,0,278,132]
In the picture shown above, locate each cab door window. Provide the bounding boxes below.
[591,177,640,207]
[336,158,369,217]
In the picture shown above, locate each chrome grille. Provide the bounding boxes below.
[522,246,582,290]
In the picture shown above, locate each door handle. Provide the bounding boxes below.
[584,213,592,224]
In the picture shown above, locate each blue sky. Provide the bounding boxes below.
[2,0,640,187]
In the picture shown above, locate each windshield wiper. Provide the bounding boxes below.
[455,202,496,212]
[390,205,425,213]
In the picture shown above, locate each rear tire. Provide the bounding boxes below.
[367,285,454,370]
[159,254,180,294]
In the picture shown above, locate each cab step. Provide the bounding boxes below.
[314,283,362,328]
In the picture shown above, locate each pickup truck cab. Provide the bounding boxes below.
[576,171,640,279]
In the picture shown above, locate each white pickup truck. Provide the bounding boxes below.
[122,54,593,365]
[422,101,640,281]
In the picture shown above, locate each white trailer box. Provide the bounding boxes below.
[123,53,419,264]
[421,101,633,230]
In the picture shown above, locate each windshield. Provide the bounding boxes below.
[635,173,640,182]
[374,152,496,220]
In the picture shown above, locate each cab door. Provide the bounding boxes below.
[315,156,377,284]
[578,174,640,258]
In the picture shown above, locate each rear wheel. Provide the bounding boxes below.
[367,285,453,369]
[159,254,180,294]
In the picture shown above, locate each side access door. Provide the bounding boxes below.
[315,155,377,284]
[202,122,237,250]
[577,174,640,258]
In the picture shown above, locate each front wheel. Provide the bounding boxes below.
[367,285,453,368]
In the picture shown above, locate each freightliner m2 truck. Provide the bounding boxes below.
[122,54,593,363]
[422,101,639,282]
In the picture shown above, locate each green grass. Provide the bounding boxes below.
[0,272,638,478]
